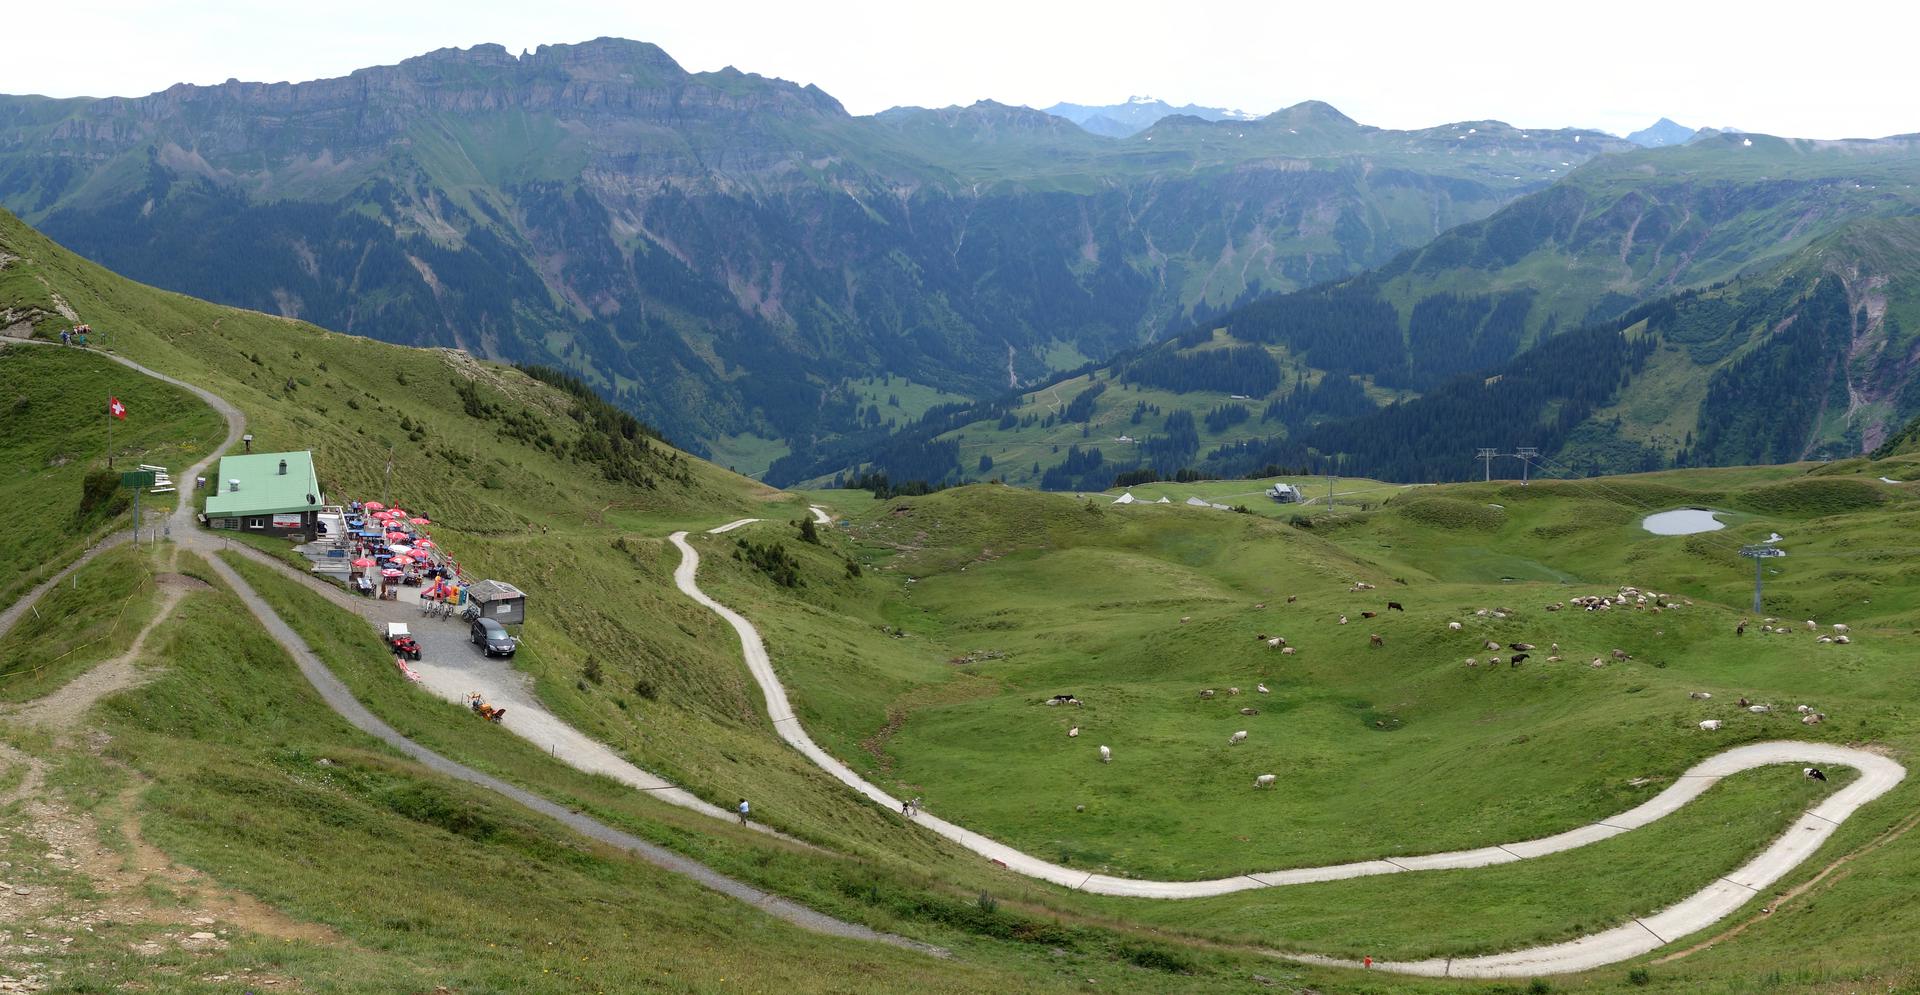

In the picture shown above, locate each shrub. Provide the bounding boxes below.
[76,469,129,521]
[1118,943,1195,974]
[1628,968,1651,986]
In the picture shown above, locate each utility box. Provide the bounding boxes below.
[466,579,527,626]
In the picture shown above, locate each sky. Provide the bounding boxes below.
[6,0,1919,140]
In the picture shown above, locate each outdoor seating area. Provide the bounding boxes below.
[336,499,465,602]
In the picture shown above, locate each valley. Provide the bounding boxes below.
[4,21,1920,994]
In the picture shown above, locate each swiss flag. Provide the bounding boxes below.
[107,396,128,420]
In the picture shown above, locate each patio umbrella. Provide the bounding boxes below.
[393,555,416,566]
[381,568,402,578]
[409,517,430,525]
[415,539,435,549]
[387,544,413,556]
[352,557,376,568]
[364,501,385,511]
[386,531,410,542]
[387,508,408,518]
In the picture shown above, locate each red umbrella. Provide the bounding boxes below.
[393,554,416,566]
[381,568,402,578]
[415,539,435,549]
[386,531,410,542]
[409,517,429,525]
[352,557,376,568]
[364,501,385,511]
[388,508,409,518]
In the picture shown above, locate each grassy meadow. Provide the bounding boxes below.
[0,344,224,603]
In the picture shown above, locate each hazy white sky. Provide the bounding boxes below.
[6,0,1917,139]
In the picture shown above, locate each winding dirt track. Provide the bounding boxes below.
[669,526,1906,977]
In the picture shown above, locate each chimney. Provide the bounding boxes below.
[228,479,240,492]
[279,459,288,475]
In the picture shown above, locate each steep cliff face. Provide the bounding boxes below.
[0,39,1624,471]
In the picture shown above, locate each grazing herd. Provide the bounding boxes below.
[1040,578,1856,789]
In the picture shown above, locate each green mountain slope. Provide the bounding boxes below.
[0,39,1627,474]
[834,138,1920,489]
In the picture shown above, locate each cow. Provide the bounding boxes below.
[1448,621,1463,631]
[1286,595,1298,604]
[1699,720,1723,731]
[1256,683,1270,694]
[1690,692,1714,700]
[1228,687,1241,696]
[1339,615,1350,625]
[1804,767,1828,782]
[1099,745,1112,764]
[1229,731,1248,746]
[1068,727,1080,738]
[1240,707,1259,716]
[1254,774,1277,788]
[1281,646,1297,655]
[1369,633,1384,648]
[1267,637,1285,648]
[1509,642,1535,651]
[1611,648,1629,661]
[1361,611,1378,619]
[1387,602,1404,612]
[1509,653,1529,667]
[1833,623,1850,634]
[1199,689,1216,699]
[1485,640,1501,651]
[1465,658,1478,667]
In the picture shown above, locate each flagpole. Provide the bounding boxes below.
[106,390,114,470]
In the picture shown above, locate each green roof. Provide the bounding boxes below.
[204,451,326,517]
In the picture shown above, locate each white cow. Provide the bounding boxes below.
[1448,621,1463,631]
[1229,730,1248,745]
[1254,774,1277,788]
[1699,719,1723,731]
[1256,683,1270,694]
[1068,726,1080,737]
[1098,745,1112,764]
[1833,623,1850,634]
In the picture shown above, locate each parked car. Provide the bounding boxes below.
[471,617,517,657]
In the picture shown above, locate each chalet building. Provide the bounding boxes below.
[203,451,327,539]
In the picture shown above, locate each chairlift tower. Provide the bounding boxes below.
[1739,544,1787,614]
[1515,447,1539,486]
[1476,448,1499,482]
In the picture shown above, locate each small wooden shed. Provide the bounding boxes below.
[467,579,527,625]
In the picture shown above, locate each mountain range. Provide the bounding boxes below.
[0,37,1629,475]
[813,132,1920,489]
[2,38,1914,491]
[1040,96,1262,137]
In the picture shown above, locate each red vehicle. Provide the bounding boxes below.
[386,622,422,661]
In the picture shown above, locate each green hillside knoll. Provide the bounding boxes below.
[0,344,223,603]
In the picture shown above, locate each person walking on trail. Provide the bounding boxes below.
[60,329,70,346]
[737,798,750,825]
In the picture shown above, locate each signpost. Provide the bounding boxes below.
[121,470,155,545]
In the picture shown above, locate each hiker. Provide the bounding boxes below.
[60,328,70,346]
[901,799,912,816]
[737,798,750,825]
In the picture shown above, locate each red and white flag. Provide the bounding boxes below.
[107,396,128,420]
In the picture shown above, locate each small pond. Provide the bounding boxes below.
[1641,508,1725,535]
